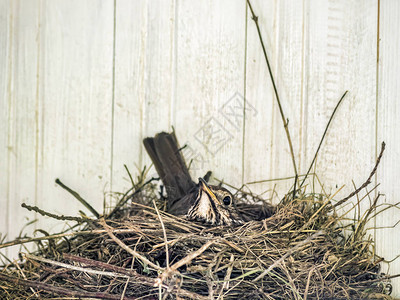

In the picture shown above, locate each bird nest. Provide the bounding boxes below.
[0,147,397,299]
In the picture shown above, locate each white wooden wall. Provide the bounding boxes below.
[1,0,399,295]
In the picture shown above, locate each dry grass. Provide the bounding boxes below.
[0,155,398,299]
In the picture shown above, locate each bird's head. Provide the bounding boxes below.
[187,178,243,226]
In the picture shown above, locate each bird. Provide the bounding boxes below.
[143,131,243,226]
[186,178,243,226]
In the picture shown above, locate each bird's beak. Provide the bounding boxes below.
[198,178,218,203]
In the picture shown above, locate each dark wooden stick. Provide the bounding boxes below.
[21,203,95,223]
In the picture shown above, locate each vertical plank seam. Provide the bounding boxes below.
[298,0,306,173]
[138,3,149,171]
[373,0,381,254]
[170,0,178,129]
[5,0,14,257]
[242,0,248,186]
[110,0,117,192]
[172,0,179,125]
[34,0,42,228]
[268,1,278,194]
[301,0,309,178]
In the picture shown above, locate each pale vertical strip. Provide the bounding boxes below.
[112,0,145,194]
[301,0,377,204]
[0,0,10,240]
[244,0,304,201]
[142,0,176,137]
[174,0,246,187]
[376,1,400,296]
[141,0,176,174]
[1,0,41,259]
[37,0,114,230]
[113,0,176,193]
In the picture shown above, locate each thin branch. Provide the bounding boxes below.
[0,228,135,250]
[298,186,345,232]
[99,218,162,271]
[222,254,235,291]
[299,91,348,188]
[63,253,207,300]
[246,0,298,177]
[170,239,215,272]
[63,253,142,277]
[0,272,135,300]
[152,199,170,269]
[158,239,216,284]
[124,164,135,187]
[253,230,324,282]
[108,177,158,219]
[21,203,95,223]
[14,258,38,297]
[25,253,129,279]
[55,178,100,218]
[333,142,385,209]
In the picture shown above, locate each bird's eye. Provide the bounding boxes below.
[223,196,231,205]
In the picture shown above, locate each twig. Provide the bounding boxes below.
[124,164,135,187]
[253,230,324,282]
[222,254,235,291]
[99,218,162,271]
[0,272,135,300]
[352,193,381,241]
[246,0,298,177]
[152,199,170,269]
[14,259,38,297]
[333,142,385,209]
[221,239,245,253]
[55,178,100,218]
[349,272,400,286]
[300,185,344,231]
[245,173,315,185]
[21,203,95,223]
[299,91,348,188]
[0,228,135,250]
[158,239,216,284]
[170,239,215,271]
[63,253,207,300]
[292,174,298,200]
[108,177,158,219]
[63,253,141,277]
[25,253,130,279]
[303,267,314,300]
[121,277,130,300]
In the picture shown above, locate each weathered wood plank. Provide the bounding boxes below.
[112,0,146,195]
[0,2,398,294]
[376,0,400,295]
[112,0,176,194]
[1,0,41,258]
[0,0,10,251]
[244,0,304,201]
[37,0,114,227]
[174,0,247,188]
[301,0,377,205]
